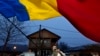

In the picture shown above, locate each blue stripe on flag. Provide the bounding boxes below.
[0,1,15,18]
[0,0,29,21]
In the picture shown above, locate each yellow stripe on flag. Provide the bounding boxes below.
[19,0,61,20]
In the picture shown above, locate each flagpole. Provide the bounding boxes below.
[2,16,37,55]
[39,25,41,56]
[6,17,37,45]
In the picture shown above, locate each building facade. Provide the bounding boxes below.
[27,29,61,56]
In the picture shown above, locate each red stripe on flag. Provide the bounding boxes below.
[57,0,100,42]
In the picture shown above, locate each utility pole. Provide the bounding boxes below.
[38,25,42,56]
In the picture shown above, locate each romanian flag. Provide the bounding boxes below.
[0,0,100,42]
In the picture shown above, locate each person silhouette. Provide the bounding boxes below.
[52,45,66,56]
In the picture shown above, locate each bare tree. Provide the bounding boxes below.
[58,42,70,53]
[0,14,25,51]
